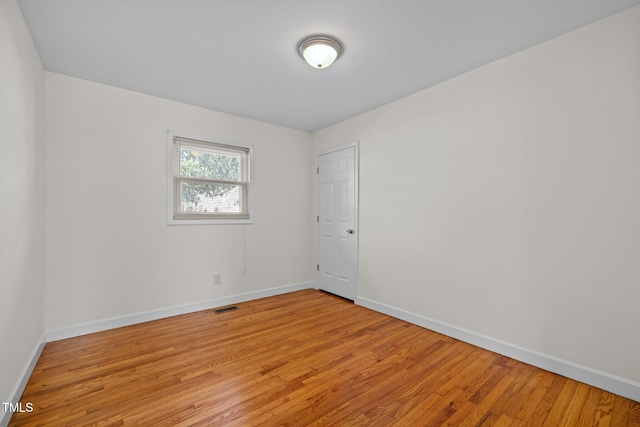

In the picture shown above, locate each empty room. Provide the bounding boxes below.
[2,0,640,425]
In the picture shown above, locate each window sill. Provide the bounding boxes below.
[168,218,254,225]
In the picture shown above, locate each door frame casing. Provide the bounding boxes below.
[315,141,359,300]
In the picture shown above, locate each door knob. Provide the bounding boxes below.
[346,229,354,234]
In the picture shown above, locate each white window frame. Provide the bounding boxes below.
[167,131,253,225]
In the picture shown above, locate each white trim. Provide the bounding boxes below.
[356,296,640,403]
[46,282,313,342]
[315,141,360,300]
[167,130,254,225]
[1,333,46,427]
[315,141,360,157]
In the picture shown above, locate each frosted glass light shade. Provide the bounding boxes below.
[298,35,343,69]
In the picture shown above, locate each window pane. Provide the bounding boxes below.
[169,133,252,224]
[179,146,242,181]
[179,182,242,214]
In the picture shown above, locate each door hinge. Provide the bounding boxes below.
[317,167,319,174]
[317,264,319,271]
[317,215,319,223]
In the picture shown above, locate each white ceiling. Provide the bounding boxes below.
[18,0,640,132]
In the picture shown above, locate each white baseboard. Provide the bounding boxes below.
[46,282,314,342]
[355,296,640,403]
[1,333,46,427]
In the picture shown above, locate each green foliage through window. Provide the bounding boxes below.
[171,135,251,221]
[179,148,241,211]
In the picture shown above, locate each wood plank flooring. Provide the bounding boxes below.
[9,290,640,426]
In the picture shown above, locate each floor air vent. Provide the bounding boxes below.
[214,306,238,314]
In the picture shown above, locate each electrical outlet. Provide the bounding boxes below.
[213,274,222,285]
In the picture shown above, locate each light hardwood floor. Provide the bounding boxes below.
[10,290,640,426]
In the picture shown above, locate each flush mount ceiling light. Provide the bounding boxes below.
[297,34,343,69]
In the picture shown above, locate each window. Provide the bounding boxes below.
[168,132,253,224]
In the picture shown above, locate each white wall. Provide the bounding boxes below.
[45,73,313,330]
[314,6,640,386]
[0,0,45,410]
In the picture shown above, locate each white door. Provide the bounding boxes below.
[317,144,358,300]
